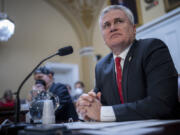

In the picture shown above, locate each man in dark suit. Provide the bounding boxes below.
[34,66,78,122]
[76,5,180,122]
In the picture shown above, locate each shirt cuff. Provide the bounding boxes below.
[100,106,116,122]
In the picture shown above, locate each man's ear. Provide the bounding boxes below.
[133,25,136,35]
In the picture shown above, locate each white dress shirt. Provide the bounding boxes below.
[100,45,131,122]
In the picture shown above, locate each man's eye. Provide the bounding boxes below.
[114,18,123,24]
[103,23,111,29]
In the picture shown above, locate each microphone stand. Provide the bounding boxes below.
[1,46,73,135]
[14,45,73,122]
[15,53,58,123]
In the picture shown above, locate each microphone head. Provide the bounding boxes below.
[57,46,73,56]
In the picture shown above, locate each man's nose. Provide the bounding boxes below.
[110,24,117,32]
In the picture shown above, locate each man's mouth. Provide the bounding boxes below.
[110,33,122,39]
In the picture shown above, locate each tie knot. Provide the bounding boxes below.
[115,57,121,64]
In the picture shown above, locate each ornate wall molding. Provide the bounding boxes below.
[45,0,105,47]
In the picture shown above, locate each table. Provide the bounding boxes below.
[55,119,180,135]
[2,119,179,135]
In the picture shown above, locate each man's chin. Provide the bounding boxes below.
[107,42,123,48]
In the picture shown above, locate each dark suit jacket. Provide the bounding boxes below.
[95,38,180,121]
[49,82,78,122]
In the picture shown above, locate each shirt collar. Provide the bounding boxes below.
[113,45,131,61]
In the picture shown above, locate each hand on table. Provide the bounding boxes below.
[76,91,101,121]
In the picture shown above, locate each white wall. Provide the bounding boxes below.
[136,8,180,73]
[46,62,79,90]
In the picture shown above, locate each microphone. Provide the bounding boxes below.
[15,46,73,123]
[57,46,73,56]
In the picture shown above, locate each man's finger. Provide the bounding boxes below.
[78,100,91,106]
[81,93,94,102]
[97,92,101,101]
[76,93,90,106]
[83,115,91,121]
[90,89,94,92]
[76,99,90,109]
[77,108,87,114]
[88,91,97,98]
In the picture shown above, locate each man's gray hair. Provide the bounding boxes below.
[99,5,135,27]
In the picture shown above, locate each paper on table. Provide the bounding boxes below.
[101,119,177,133]
[78,127,164,135]
[52,120,138,130]
[52,119,180,131]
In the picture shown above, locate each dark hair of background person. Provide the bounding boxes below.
[75,81,85,88]
[34,66,54,76]
[3,89,13,100]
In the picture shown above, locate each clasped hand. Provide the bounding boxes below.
[76,91,102,121]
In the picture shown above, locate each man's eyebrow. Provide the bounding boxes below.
[114,17,124,20]
[103,17,124,24]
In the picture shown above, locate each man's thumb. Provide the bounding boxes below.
[97,92,101,100]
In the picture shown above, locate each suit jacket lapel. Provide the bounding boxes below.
[122,40,138,102]
[106,53,121,104]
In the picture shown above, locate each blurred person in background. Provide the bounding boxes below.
[33,66,78,122]
[71,81,85,102]
[65,84,72,95]
[0,89,15,107]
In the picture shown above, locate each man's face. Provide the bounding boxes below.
[33,84,45,91]
[34,73,52,87]
[101,9,136,51]
[75,83,83,89]
[6,93,13,101]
